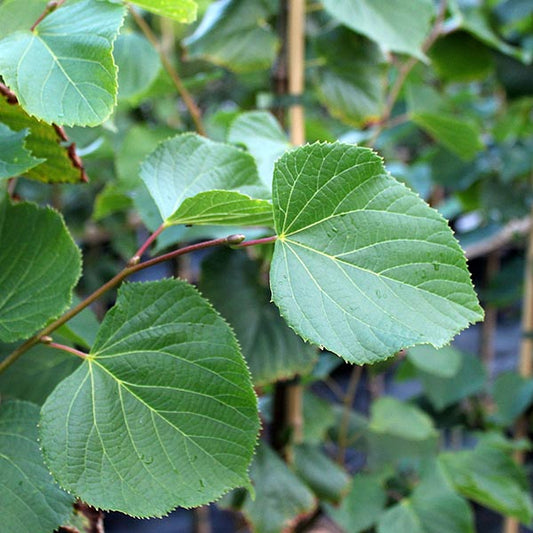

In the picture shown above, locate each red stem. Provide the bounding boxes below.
[46,342,88,360]
[30,0,66,32]
[236,235,277,248]
[133,224,166,260]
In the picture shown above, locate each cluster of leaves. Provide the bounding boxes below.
[0,0,532,532]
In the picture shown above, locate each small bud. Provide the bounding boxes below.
[41,335,53,344]
[128,256,141,266]
[226,234,246,245]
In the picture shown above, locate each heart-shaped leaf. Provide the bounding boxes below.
[40,279,259,517]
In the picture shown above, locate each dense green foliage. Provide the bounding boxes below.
[0,0,532,531]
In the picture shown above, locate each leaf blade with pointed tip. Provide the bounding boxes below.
[140,133,270,227]
[0,199,82,342]
[0,0,125,126]
[0,401,74,533]
[270,142,483,364]
[40,279,259,518]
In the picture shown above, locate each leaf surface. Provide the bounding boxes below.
[270,142,483,364]
[0,123,43,179]
[0,0,125,126]
[184,0,278,72]
[0,401,73,533]
[129,0,197,22]
[40,279,259,517]
[322,0,435,59]
[140,133,270,227]
[228,111,290,189]
[0,199,81,342]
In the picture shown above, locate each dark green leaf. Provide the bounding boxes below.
[0,0,125,126]
[0,199,81,342]
[492,372,533,426]
[200,248,316,386]
[270,142,483,364]
[0,401,73,533]
[40,279,259,517]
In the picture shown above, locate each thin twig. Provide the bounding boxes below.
[128,5,206,136]
[235,235,277,248]
[44,340,88,360]
[132,223,166,260]
[0,234,249,374]
[30,0,66,32]
[336,365,362,464]
[368,0,448,146]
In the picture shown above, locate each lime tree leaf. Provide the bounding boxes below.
[325,474,386,532]
[270,142,483,364]
[377,462,474,533]
[293,444,350,504]
[406,345,462,378]
[0,96,84,183]
[227,111,290,189]
[200,248,316,387]
[0,0,47,37]
[114,32,161,102]
[312,29,385,127]
[0,342,81,405]
[129,0,198,23]
[40,279,259,517]
[0,199,81,342]
[322,0,435,59]
[184,0,278,72]
[167,190,274,227]
[140,133,270,227]
[0,123,43,179]
[240,442,316,533]
[0,401,73,533]
[440,435,533,524]
[368,397,438,466]
[0,0,126,126]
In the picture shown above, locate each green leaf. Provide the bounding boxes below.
[491,372,533,426]
[129,0,198,23]
[140,133,270,226]
[0,343,81,405]
[200,248,316,386]
[407,345,462,378]
[0,0,47,37]
[368,397,438,466]
[449,0,531,63]
[322,0,435,59]
[429,32,494,82]
[416,351,486,411]
[0,199,81,342]
[167,190,274,227]
[40,279,259,517]
[270,142,483,364]
[227,111,290,189]
[240,442,316,533]
[303,391,338,444]
[0,401,73,533]
[377,462,474,533]
[0,0,126,126]
[0,96,85,183]
[184,0,279,72]
[0,123,43,179]
[325,474,387,532]
[114,32,161,102]
[313,29,385,127]
[440,435,533,524]
[293,444,350,503]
